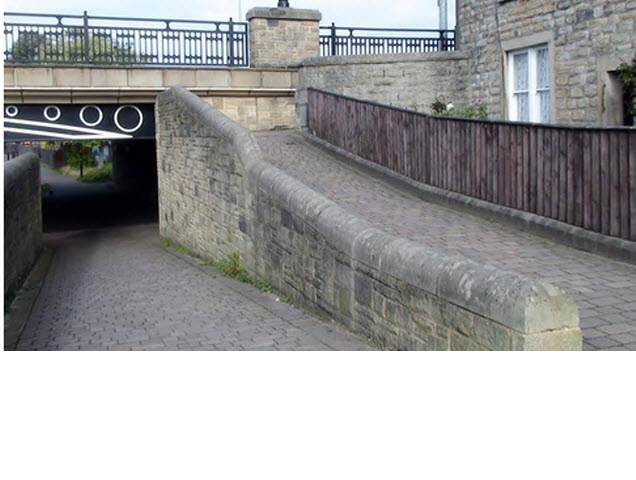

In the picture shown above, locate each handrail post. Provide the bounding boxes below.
[330,22,337,56]
[228,17,235,66]
[82,10,90,63]
[438,29,446,52]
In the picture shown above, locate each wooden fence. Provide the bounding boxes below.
[307,88,636,241]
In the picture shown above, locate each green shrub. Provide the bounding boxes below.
[429,95,488,120]
[617,54,636,118]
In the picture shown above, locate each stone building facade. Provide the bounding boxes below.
[457,0,636,125]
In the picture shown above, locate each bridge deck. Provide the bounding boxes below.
[255,130,636,351]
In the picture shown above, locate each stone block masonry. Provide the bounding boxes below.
[457,0,636,125]
[296,52,470,128]
[4,153,43,297]
[156,86,582,350]
[247,7,321,68]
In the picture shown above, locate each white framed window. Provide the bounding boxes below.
[507,44,551,123]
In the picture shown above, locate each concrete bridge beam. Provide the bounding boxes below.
[4,66,299,131]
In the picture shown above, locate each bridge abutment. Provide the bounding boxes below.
[112,139,158,202]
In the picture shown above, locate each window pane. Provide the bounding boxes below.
[514,52,528,91]
[516,92,529,121]
[537,47,550,89]
[539,90,551,123]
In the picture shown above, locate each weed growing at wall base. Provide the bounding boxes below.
[160,238,290,302]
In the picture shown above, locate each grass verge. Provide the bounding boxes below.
[77,163,113,183]
[57,163,113,183]
[160,237,290,302]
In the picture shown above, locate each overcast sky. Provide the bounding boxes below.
[3,1,457,29]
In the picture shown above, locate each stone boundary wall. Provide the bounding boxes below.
[156,86,581,350]
[4,153,43,297]
[296,52,470,129]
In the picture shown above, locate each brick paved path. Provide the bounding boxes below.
[17,224,371,351]
[256,130,636,351]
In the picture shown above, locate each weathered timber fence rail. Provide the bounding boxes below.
[319,24,455,56]
[307,88,636,242]
[4,12,248,67]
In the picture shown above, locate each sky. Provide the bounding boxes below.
[3,0,457,30]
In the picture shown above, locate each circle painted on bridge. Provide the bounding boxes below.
[5,105,19,117]
[44,105,62,122]
[79,105,104,127]
[114,105,144,133]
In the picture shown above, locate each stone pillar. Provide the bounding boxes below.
[247,6,321,68]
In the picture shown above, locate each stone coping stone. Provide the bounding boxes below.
[246,7,322,21]
[299,50,469,67]
[4,65,298,72]
[158,86,580,338]
[4,152,39,185]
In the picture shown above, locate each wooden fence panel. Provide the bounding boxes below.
[306,89,636,241]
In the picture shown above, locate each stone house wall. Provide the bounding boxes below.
[457,0,636,125]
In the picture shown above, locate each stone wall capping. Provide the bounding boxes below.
[246,7,322,21]
[300,50,469,67]
[157,86,582,349]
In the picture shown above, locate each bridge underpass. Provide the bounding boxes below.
[4,101,159,231]
[5,87,372,352]
[8,98,636,351]
[4,10,634,352]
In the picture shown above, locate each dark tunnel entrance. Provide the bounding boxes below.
[37,138,159,232]
[4,102,158,232]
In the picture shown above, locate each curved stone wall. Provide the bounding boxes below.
[156,86,581,350]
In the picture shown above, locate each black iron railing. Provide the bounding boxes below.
[3,11,249,67]
[320,24,455,56]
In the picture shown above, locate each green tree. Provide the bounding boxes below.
[46,140,106,177]
[9,29,135,64]
[9,31,49,62]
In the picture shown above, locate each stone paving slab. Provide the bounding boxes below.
[16,224,372,351]
[255,130,636,351]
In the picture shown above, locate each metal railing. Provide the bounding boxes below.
[3,11,249,67]
[320,24,455,56]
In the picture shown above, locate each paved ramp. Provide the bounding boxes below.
[256,130,636,351]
